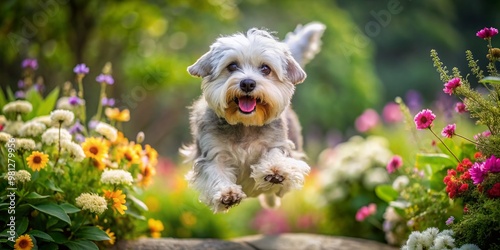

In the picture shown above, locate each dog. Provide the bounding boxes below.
[182,22,325,213]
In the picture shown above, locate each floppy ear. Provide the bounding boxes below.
[286,56,307,84]
[187,51,213,78]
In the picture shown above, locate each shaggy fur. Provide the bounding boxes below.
[182,23,325,213]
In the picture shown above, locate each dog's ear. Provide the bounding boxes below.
[286,56,307,84]
[188,51,213,78]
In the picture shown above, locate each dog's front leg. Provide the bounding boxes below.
[251,148,310,197]
[186,157,246,213]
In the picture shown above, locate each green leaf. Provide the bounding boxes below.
[43,179,64,193]
[375,185,399,202]
[60,203,80,214]
[16,217,29,235]
[29,230,55,242]
[0,87,7,110]
[128,194,148,211]
[479,76,500,84]
[47,231,67,244]
[74,226,110,241]
[6,86,15,102]
[30,202,71,225]
[36,87,60,117]
[25,192,50,199]
[65,240,99,250]
[415,153,457,173]
[25,88,43,120]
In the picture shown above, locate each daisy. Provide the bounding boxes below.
[101,169,133,186]
[19,121,46,137]
[2,100,33,114]
[95,122,118,142]
[414,109,436,130]
[441,124,456,138]
[41,128,72,145]
[103,189,127,215]
[15,138,37,151]
[81,137,109,160]
[61,140,86,162]
[14,234,34,250]
[26,151,49,171]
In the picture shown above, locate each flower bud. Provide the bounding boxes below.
[136,131,145,144]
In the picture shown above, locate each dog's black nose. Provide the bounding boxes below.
[239,79,256,92]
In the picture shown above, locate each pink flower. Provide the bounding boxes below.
[387,155,403,173]
[355,109,379,132]
[454,102,466,113]
[382,102,403,123]
[252,209,290,235]
[445,216,454,225]
[22,58,38,70]
[355,203,377,222]
[414,109,436,130]
[476,27,498,39]
[441,124,456,138]
[443,77,461,95]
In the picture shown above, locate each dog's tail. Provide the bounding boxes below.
[283,22,326,67]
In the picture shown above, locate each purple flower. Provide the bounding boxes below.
[476,27,498,39]
[443,78,461,95]
[387,155,403,173]
[34,83,45,93]
[446,216,454,225]
[75,134,86,143]
[73,63,90,75]
[483,155,500,173]
[15,91,25,99]
[18,80,25,89]
[469,162,487,185]
[22,58,38,69]
[69,121,84,134]
[405,90,422,112]
[455,102,466,113]
[88,120,99,129]
[96,74,114,85]
[441,124,456,138]
[101,97,115,107]
[68,96,83,106]
[414,109,436,130]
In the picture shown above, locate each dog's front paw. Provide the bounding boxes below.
[212,185,246,212]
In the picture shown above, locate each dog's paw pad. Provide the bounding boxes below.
[264,173,285,184]
[219,190,244,208]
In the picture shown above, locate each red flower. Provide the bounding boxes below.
[459,183,469,192]
[474,152,483,160]
[487,183,500,198]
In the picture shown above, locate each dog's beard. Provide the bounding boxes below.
[203,77,293,126]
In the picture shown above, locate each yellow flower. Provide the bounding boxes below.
[104,189,127,215]
[14,234,33,250]
[26,151,49,171]
[91,158,106,171]
[82,137,109,160]
[117,145,141,166]
[139,165,156,187]
[97,226,116,245]
[143,144,158,167]
[148,218,164,238]
[105,107,130,122]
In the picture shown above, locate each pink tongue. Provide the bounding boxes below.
[238,96,257,113]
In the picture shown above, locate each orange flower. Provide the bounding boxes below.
[14,234,33,250]
[148,218,164,238]
[105,107,130,122]
[103,189,127,215]
[117,145,141,166]
[26,151,49,171]
[82,137,109,161]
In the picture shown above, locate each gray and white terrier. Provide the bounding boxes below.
[182,22,325,213]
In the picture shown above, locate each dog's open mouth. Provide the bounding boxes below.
[234,96,258,114]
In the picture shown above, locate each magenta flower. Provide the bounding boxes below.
[476,27,498,39]
[441,124,456,138]
[355,109,379,132]
[96,74,114,85]
[387,155,403,173]
[443,77,461,95]
[382,102,403,123]
[68,96,83,106]
[469,162,487,185]
[355,203,376,222]
[74,63,90,75]
[414,109,436,130]
[483,155,500,173]
[454,102,466,113]
[22,58,38,70]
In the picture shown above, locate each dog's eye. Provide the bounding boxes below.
[227,62,239,72]
[260,64,271,76]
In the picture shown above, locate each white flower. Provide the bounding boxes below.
[50,109,75,127]
[31,115,52,126]
[15,170,31,183]
[61,140,86,162]
[95,122,117,142]
[456,244,481,250]
[2,120,24,136]
[2,100,32,114]
[0,115,6,124]
[14,138,36,151]
[362,167,389,188]
[421,227,439,248]
[392,175,410,192]
[100,169,133,186]
[19,121,47,137]
[433,235,455,249]
[41,128,72,145]
[0,132,12,143]
[75,193,107,214]
[56,97,73,110]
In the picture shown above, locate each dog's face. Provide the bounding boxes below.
[188,28,306,126]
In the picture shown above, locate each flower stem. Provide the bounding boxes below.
[95,82,106,121]
[77,75,87,124]
[428,127,460,162]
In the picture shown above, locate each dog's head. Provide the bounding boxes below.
[188,28,306,126]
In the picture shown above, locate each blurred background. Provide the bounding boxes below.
[1,0,499,244]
